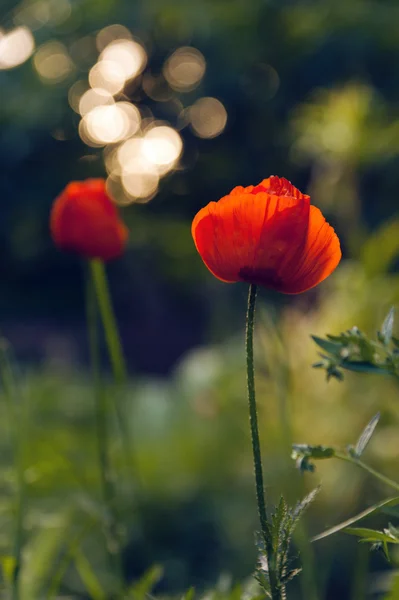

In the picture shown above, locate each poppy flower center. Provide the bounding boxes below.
[239,266,284,289]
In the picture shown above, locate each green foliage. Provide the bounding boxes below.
[344,525,399,562]
[312,307,399,380]
[255,490,318,599]
[312,497,399,543]
[349,412,381,460]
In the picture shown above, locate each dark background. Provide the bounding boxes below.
[1,0,399,597]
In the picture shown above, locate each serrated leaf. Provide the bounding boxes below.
[381,307,395,345]
[312,496,399,542]
[271,497,288,556]
[281,568,302,585]
[353,412,380,458]
[292,487,319,520]
[311,336,343,356]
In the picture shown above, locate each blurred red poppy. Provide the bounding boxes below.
[50,179,128,262]
[192,176,341,294]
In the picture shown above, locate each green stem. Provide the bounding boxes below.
[246,284,280,600]
[0,345,25,600]
[86,272,123,588]
[89,260,135,481]
[334,452,399,492]
[89,260,127,385]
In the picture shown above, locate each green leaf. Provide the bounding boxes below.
[292,487,319,521]
[127,565,163,599]
[182,587,195,600]
[340,361,388,375]
[312,496,399,542]
[74,548,106,600]
[353,412,380,458]
[344,527,399,544]
[292,444,335,460]
[311,336,343,356]
[380,307,395,345]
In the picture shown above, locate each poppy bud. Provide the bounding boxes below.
[50,179,128,262]
[192,176,341,294]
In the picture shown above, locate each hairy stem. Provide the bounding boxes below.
[246,284,281,599]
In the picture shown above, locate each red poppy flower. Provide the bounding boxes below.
[50,179,128,262]
[192,176,341,294]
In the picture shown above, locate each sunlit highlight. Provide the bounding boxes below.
[142,126,183,168]
[163,47,206,92]
[0,26,35,69]
[115,137,160,201]
[189,97,227,138]
[117,102,141,135]
[33,41,74,82]
[121,164,159,202]
[89,60,126,95]
[81,103,131,145]
[96,24,132,52]
[68,80,89,113]
[79,87,114,116]
[100,39,147,82]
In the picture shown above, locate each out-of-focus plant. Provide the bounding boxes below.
[49,178,132,595]
[292,307,399,574]
[312,307,399,381]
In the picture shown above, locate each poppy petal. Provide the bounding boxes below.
[276,205,341,294]
[238,192,310,290]
[191,176,341,293]
[50,179,128,261]
[192,190,309,285]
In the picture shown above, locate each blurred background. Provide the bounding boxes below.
[1,0,399,597]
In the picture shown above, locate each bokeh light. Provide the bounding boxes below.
[96,24,132,52]
[113,137,160,202]
[189,97,227,138]
[78,88,114,116]
[88,60,126,95]
[0,26,35,70]
[142,73,173,102]
[142,126,183,170]
[33,41,74,83]
[81,103,134,146]
[163,47,206,92]
[121,166,159,202]
[14,0,71,30]
[68,80,89,113]
[100,39,147,81]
